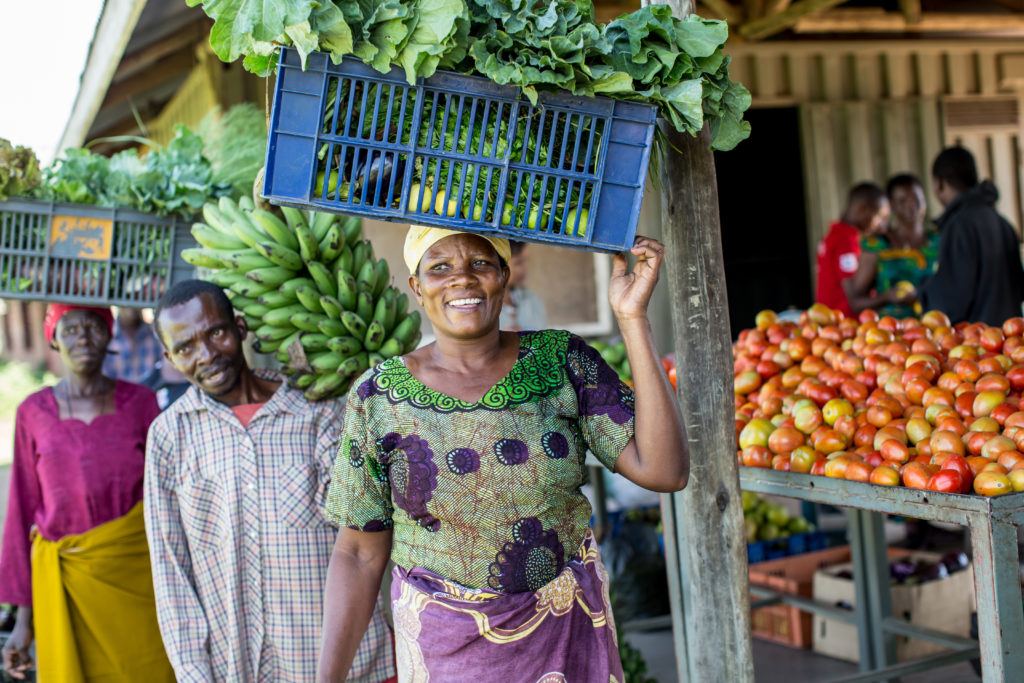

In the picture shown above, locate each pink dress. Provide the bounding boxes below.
[0,381,160,605]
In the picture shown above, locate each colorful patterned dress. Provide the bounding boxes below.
[326,330,635,683]
[861,231,941,318]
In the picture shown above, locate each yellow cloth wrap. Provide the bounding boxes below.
[30,502,174,683]
[404,225,512,274]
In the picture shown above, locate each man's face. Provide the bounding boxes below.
[867,199,891,236]
[158,294,247,397]
[932,177,958,208]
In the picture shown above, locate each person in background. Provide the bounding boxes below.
[815,183,890,318]
[103,306,162,383]
[843,174,940,318]
[0,305,172,682]
[918,147,1024,325]
[145,280,394,682]
[499,241,548,331]
[141,360,191,411]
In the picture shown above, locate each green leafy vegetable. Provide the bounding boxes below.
[35,126,229,217]
[0,139,42,201]
[187,0,750,150]
[197,103,268,197]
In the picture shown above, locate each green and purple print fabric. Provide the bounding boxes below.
[324,330,636,594]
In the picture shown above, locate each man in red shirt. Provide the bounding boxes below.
[815,183,890,317]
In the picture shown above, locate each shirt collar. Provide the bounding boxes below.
[177,369,306,417]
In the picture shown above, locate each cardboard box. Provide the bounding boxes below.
[812,550,974,663]
[748,546,853,648]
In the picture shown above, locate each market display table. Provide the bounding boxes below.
[740,468,1024,682]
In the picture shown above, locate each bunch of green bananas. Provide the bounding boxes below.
[183,196,421,401]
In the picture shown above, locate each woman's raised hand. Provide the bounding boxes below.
[608,236,664,323]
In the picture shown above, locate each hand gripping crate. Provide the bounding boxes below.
[263,48,658,253]
[0,198,195,307]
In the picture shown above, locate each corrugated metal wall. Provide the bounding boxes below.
[725,40,1024,280]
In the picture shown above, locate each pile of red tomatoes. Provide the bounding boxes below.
[734,304,1024,497]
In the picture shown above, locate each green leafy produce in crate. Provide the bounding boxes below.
[185,198,421,401]
[187,0,750,152]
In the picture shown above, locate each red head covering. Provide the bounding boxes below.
[44,304,115,344]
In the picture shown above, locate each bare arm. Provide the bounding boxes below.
[316,528,393,683]
[841,252,907,313]
[607,237,688,493]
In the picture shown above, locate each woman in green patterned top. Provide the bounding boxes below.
[317,227,687,683]
[843,174,940,318]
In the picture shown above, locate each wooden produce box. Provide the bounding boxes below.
[812,550,973,663]
[749,546,853,649]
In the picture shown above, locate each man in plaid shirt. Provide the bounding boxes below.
[144,280,395,682]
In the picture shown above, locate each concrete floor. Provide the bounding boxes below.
[626,629,981,682]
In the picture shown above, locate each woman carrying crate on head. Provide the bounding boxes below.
[0,304,173,682]
[316,226,687,682]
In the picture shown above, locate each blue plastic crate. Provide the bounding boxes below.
[0,198,194,307]
[747,531,829,564]
[263,48,658,253]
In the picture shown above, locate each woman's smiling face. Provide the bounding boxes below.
[410,233,509,340]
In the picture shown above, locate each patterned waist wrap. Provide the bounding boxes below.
[390,531,623,683]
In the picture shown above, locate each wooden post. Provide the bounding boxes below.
[643,0,755,680]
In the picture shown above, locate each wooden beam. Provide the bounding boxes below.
[739,0,848,41]
[743,0,764,22]
[57,0,148,155]
[765,0,793,14]
[795,10,1024,34]
[113,18,209,82]
[898,0,922,24]
[103,50,196,107]
[700,0,743,24]
[643,0,755,681]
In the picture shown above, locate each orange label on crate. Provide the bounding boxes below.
[49,215,113,261]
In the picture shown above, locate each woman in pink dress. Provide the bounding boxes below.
[0,304,173,682]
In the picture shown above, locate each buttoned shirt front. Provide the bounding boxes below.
[144,373,393,682]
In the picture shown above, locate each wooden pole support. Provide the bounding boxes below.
[642,0,755,680]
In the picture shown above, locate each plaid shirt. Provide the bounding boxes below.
[103,321,163,383]
[144,372,394,682]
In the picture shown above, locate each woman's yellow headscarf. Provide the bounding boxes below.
[404,226,512,275]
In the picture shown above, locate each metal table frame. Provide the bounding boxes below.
[740,469,1024,682]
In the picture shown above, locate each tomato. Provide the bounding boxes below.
[757,360,782,379]
[771,454,792,471]
[854,424,878,448]
[755,309,778,331]
[996,450,1024,471]
[977,373,1011,394]
[940,454,974,493]
[967,430,997,456]
[1006,366,1024,392]
[870,464,901,486]
[973,391,1006,418]
[902,462,938,490]
[742,445,773,468]
[822,398,854,426]
[955,392,977,419]
[790,445,817,474]
[768,426,804,454]
[739,418,774,449]
[879,439,910,464]
[815,429,848,454]
[966,456,991,476]
[974,471,1014,497]
[824,455,852,479]
[905,418,933,444]
[981,435,1017,460]
[844,461,873,483]
[1006,412,1024,429]
[1004,317,1024,338]
[735,370,762,395]
[922,387,955,408]
[992,402,1018,426]
[810,458,827,476]
[1008,469,1024,492]
[983,462,1009,475]
[980,327,1006,353]
[793,405,824,435]
[926,469,963,493]
[929,430,965,456]
[969,416,1000,433]
[834,415,857,440]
